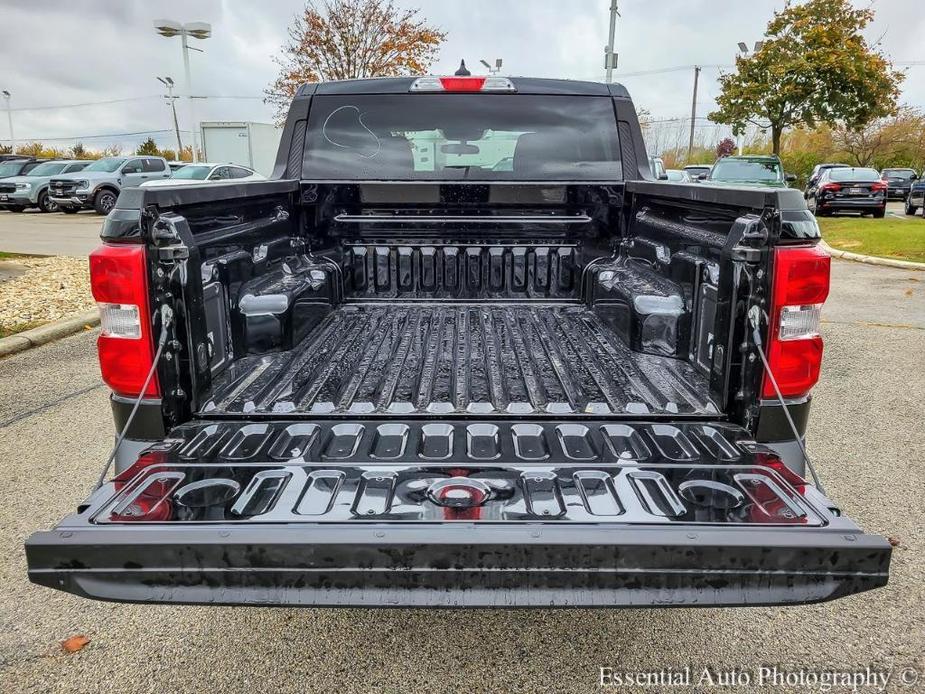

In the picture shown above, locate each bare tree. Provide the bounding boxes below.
[832,107,925,166]
[265,0,446,123]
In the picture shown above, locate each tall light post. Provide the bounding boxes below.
[479,58,503,75]
[153,20,212,163]
[157,76,183,154]
[733,41,764,155]
[604,1,620,83]
[2,90,15,155]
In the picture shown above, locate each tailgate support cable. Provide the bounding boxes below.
[748,306,826,495]
[93,304,174,491]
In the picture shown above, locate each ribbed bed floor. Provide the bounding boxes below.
[203,304,719,417]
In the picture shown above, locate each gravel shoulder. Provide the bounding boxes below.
[0,256,93,336]
[0,260,922,693]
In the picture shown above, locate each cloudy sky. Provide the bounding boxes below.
[1,0,923,153]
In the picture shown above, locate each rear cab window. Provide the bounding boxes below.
[302,94,622,181]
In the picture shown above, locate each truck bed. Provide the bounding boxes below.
[204,304,719,417]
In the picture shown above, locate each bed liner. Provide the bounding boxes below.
[204,304,718,417]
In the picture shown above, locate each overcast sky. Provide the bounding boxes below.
[1,0,923,154]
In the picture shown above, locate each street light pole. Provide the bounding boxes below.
[179,31,199,162]
[1,90,15,155]
[604,1,619,83]
[157,77,183,153]
[479,58,503,75]
[154,19,212,163]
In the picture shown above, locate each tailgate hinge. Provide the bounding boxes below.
[729,214,770,263]
[152,219,189,263]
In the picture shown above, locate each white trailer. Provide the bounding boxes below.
[199,122,282,178]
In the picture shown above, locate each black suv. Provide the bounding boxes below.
[879,168,918,200]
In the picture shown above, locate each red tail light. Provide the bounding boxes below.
[819,183,841,192]
[89,243,160,398]
[871,181,887,192]
[439,76,486,91]
[409,76,516,93]
[762,245,830,399]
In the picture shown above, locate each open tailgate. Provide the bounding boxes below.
[26,420,891,607]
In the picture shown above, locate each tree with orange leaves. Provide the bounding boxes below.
[265,0,446,122]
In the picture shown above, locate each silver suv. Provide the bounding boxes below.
[49,156,170,215]
[0,160,91,212]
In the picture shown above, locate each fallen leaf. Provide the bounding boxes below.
[61,635,90,653]
[888,537,901,547]
[904,288,914,297]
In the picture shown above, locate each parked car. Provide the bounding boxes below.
[682,164,712,180]
[48,156,171,215]
[140,162,264,187]
[0,158,43,179]
[648,155,668,180]
[0,158,47,210]
[0,160,91,212]
[905,170,925,217]
[704,155,795,188]
[664,169,690,182]
[879,168,918,201]
[168,162,188,173]
[26,75,891,609]
[804,163,850,199]
[808,167,887,217]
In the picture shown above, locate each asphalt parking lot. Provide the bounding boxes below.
[0,258,922,693]
[0,209,101,257]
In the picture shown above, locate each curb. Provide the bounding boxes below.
[820,240,925,271]
[0,310,99,358]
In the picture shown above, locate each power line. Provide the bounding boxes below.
[613,59,925,80]
[9,94,270,112]
[9,96,160,112]
[17,128,196,142]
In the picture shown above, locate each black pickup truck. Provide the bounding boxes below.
[26,76,890,607]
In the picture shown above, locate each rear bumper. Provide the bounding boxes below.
[818,197,884,210]
[26,523,890,608]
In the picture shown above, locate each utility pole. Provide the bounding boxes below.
[157,77,183,153]
[604,1,619,83]
[1,90,15,155]
[688,66,701,161]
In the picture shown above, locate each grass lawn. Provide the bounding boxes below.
[818,215,925,263]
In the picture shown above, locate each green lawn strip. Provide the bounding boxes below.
[818,216,925,263]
